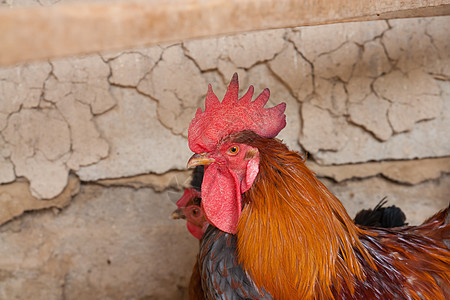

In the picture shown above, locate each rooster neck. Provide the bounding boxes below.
[233,134,371,299]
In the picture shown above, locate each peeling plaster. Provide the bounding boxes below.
[0,16,448,199]
[137,45,207,137]
[308,156,450,185]
[268,42,313,102]
[107,47,163,87]
[76,87,191,180]
[348,93,393,141]
[0,176,79,226]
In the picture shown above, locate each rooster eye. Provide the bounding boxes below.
[228,146,239,155]
[192,208,199,216]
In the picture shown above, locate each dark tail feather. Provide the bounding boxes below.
[354,197,407,228]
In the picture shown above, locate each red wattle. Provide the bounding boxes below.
[187,222,204,240]
[201,163,241,234]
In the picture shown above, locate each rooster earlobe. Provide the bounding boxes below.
[241,149,260,193]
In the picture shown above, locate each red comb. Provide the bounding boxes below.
[176,188,201,208]
[188,73,286,153]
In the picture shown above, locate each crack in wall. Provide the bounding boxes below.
[0,17,448,199]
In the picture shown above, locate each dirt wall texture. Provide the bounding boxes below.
[0,10,449,300]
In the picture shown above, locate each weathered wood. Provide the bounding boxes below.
[0,0,449,65]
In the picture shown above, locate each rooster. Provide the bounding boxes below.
[174,190,412,300]
[171,166,207,300]
[185,73,450,299]
[174,173,409,299]
[171,186,205,300]
[172,187,206,240]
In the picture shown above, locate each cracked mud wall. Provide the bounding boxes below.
[0,12,449,300]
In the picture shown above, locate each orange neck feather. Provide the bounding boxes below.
[235,134,374,299]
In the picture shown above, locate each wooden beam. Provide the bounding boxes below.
[1,0,449,66]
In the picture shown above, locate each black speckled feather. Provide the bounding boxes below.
[199,225,272,300]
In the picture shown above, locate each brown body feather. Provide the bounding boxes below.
[234,132,449,299]
[189,255,206,300]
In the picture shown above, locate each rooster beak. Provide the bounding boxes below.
[187,153,215,168]
[171,208,186,220]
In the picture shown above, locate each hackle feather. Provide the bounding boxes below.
[235,132,372,299]
[234,131,449,299]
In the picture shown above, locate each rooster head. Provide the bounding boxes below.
[172,188,207,240]
[187,73,286,234]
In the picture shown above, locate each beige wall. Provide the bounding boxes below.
[0,10,449,299]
